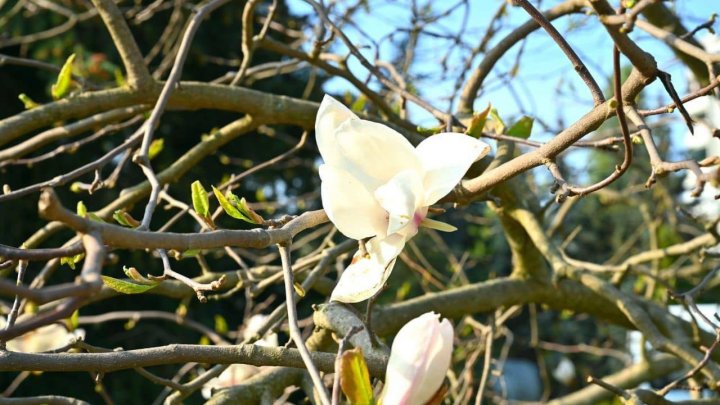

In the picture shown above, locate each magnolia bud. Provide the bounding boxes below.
[380,312,453,405]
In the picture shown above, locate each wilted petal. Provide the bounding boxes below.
[335,119,422,189]
[330,235,405,303]
[315,95,358,168]
[415,133,491,204]
[382,312,454,405]
[374,170,424,235]
[320,165,388,239]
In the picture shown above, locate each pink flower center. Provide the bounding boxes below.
[413,211,425,227]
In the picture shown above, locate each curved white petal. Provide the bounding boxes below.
[382,312,454,405]
[320,165,388,239]
[315,95,358,168]
[415,133,491,204]
[412,317,453,403]
[334,119,422,189]
[330,235,405,303]
[374,169,424,235]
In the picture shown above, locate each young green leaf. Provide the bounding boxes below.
[488,108,506,134]
[68,309,80,331]
[214,315,229,334]
[51,53,77,100]
[60,257,74,270]
[212,186,252,222]
[60,253,85,270]
[88,213,106,223]
[180,249,201,259]
[233,195,264,224]
[293,281,306,297]
[113,210,140,227]
[416,125,443,136]
[18,93,39,109]
[506,116,534,139]
[77,201,88,217]
[350,94,367,113]
[466,104,492,138]
[148,138,164,160]
[339,348,374,405]
[191,180,210,217]
[101,276,159,294]
[113,68,126,88]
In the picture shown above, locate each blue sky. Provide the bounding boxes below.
[287,0,718,195]
[288,0,717,134]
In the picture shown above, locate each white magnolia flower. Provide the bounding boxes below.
[0,317,84,353]
[380,312,454,405]
[551,356,575,386]
[316,95,490,302]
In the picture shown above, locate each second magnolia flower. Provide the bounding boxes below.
[316,95,490,302]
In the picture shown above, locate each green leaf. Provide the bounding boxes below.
[87,213,106,223]
[416,125,443,136]
[191,180,210,217]
[180,249,201,258]
[212,186,252,222]
[77,201,87,217]
[466,104,492,138]
[113,210,140,227]
[506,116,534,139]
[488,108,506,134]
[214,315,229,334]
[101,275,159,294]
[339,348,374,405]
[68,310,79,331]
[51,53,76,100]
[148,138,164,160]
[60,253,85,270]
[293,281,306,297]
[229,195,264,224]
[350,95,367,113]
[60,257,75,270]
[113,68,126,88]
[18,93,39,109]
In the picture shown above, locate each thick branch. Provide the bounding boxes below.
[38,188,329,251]
[89,0,152,89]
[0,343,387,376]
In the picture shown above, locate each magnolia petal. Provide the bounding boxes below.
[315,95,358,168]
[335,119,422,189]
[413,317,453,403]
[415,133,491,205]
[374,170,424,235]
[320,165,388,239]
[330,235,405,303]
[5,323,80,353]
[382,312,454,405]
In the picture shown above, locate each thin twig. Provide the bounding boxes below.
[0,260,28,350]
[511,0,605,106]
[135,0,232,230]
[277,243,331,405]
